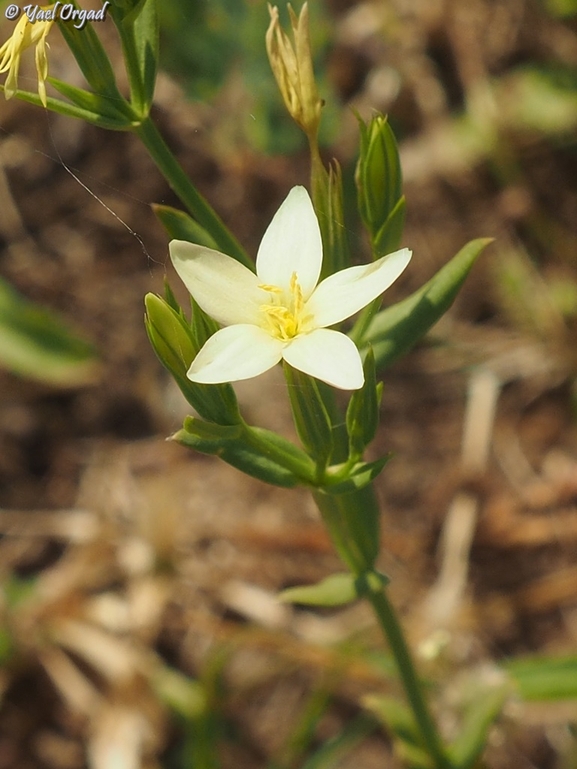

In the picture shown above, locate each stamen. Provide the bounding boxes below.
[258,272,309,341]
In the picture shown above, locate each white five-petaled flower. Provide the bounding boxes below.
[169,186,411,391]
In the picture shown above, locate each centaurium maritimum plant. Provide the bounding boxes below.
[0,2,504,768]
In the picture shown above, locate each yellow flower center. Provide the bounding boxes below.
[259,272,312,341]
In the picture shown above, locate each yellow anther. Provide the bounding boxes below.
[258,271,310,341]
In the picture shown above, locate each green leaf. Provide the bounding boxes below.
[322,456,390,495]
[8,86,133,130]
[173,418,309,488]
[48,78,135,126]
[363,694,423,750]
[300,715,376,769]
[504,654,577,700]
[0,277,98,386]
[361,238,493,370]
[447,680,509,769]
[129,0,159,114]
[312,160,351,278]
[150,664,207,720]
[178,417,243,449]
[152,204,219,249]
[279,572,358,607]
[109,0,159,116]
[56,3,124,98]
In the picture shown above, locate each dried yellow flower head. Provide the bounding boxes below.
[0,6,56,107]
[266,3,323,138]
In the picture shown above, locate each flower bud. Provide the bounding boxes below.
[355,114,406,256]
[266,3,323,139]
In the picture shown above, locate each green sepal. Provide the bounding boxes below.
[173,418,314,488]
[152,204,219,250]
[0,277,98,386]
[48,78,135,127]
[144,293,240,425]
[313,485,380,574]
[162,279,181,314]
[312,160,351,278]
[345,348,380,460]
[373,195,406,256]
[56,4,123,98]
[355,113,403,256]
[189,297,220,351]
[322,455,390,495]
[279,572,358,607]
[284,364,334,472]
[361,238,493,370]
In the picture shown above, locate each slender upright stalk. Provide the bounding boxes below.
[133,116,252,268]
[365,584,453,769]
[312,488,452,769]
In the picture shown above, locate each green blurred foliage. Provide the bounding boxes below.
[0,277,98,386]
[157,0,340,154]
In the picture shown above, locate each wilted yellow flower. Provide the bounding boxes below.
[266,3,323,138]
[0,7,56,107]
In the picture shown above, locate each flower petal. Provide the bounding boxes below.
[256,186,322,298]
[306,248,412,328]
[170,240,264,326]
[282,329,364,390]
[188,324,284,384]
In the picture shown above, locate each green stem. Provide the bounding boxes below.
[311,486,451,768]
[133,116,252,268]
[364,585,453,769]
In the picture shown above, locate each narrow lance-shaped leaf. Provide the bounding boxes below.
[56,2,124,99]
[173,418,315,488]
[48,77,136,126]
[447,679,509,769]
[109,0,158,116]
[359,238,493,370]
[0,277,98,386]
[152,204,219,250]
[279,572,358,607]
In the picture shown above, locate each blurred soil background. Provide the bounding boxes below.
[1,0,577,767]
